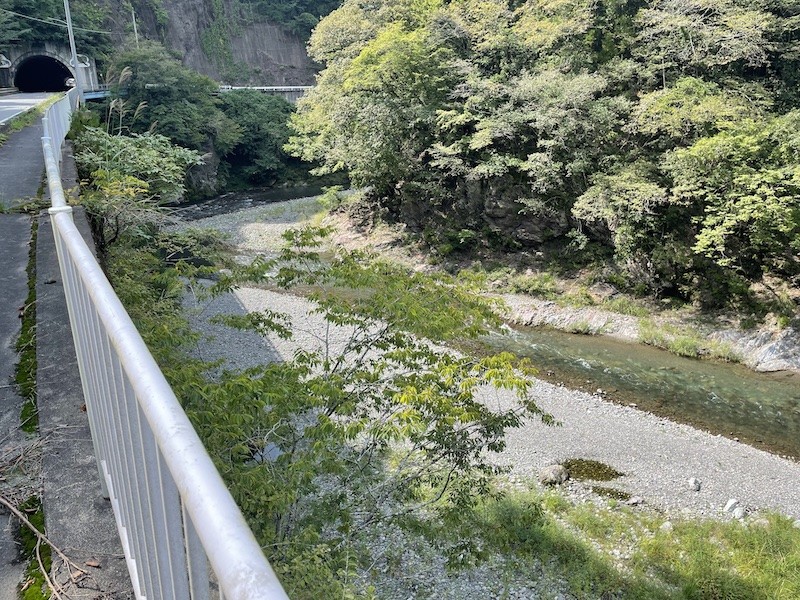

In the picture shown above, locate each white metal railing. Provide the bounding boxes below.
[41,92,289,599]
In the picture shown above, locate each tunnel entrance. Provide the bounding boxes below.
[14,55,72,92]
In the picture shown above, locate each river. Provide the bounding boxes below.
[175,186,326,220]
[182,190,800,461]
[481,326,800,459]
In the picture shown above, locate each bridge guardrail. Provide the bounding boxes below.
[42,91,289,600]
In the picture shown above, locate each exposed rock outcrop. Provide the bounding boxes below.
[711,327,800,372]
[161,1,317,85]
[102,0,317,85]
[503,293,800,374]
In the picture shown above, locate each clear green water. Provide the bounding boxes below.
[482,326,800,459]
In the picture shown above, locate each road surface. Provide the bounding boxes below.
[0,92,52,125]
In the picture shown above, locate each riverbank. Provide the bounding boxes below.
[502,294,800,374]
[176,196,800,598]
[181,197,800,520]
[178,193,800,376]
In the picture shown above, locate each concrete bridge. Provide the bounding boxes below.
[0,42,99,92]
[218,85,312,103]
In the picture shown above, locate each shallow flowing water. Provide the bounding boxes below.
[175,186,326,220]
[481,326,800,459]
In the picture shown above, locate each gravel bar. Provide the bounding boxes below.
[185,201,800,521]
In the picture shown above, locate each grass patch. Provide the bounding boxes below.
[564,319,598,335]
[508,272,559,298]
[603,296,650,317]
[632,513,800,599]
[465,487,800,600]
[450,488,668,598]
[558,287,596,308]
[638,319,741,362]
[591,485,632,501]
[16,218,38,433]
[16,496,52,600]
[563,458,624,481]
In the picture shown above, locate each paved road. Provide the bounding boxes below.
[0,115,45,209]
[0,92,51,125]
[0,97,47,595]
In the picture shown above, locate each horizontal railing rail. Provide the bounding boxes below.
[42,91,289,600]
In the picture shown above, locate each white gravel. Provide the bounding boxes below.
[225,287,800,521]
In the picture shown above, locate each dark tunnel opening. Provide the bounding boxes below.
[14,56,73,92]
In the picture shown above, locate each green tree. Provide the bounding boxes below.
[288,16,458,192]
[74,126,201,248]
[0,0,111,57]
[668,112,800,279]
[633,76,755,142]
[635,0,775,78]
[185,227,543,596]
[110,42,241,153]
[290,0,800,304]
[218,89,297,185]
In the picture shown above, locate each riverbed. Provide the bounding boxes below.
[181,191,800,466]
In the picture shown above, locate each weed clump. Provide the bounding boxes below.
[563,458,624,481]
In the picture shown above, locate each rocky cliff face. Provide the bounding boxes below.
[160,0,317,84]
[108,0,316,85]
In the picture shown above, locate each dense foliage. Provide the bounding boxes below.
[78,92,800,600]
[74,124,201,247]
[0,0,112,56]
[289,0,800,310]
[76,116,549,598]
[237,0,342,37]
[100,43,305,194]
[217,88,306,186]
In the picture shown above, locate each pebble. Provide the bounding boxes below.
[659,521,673,532]
[724,499,739,513]
[732,506,746,520]
[793,520,800,529]
[688,477,701,491]
[626,496,644,506]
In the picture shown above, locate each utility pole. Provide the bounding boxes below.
[131,4,139,48]
[63,0,84,102]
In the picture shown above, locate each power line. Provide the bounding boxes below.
[0,7,111,34]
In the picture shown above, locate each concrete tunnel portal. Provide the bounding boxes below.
[14,55,73,92]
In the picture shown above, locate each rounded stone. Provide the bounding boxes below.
[538,464,569,486]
